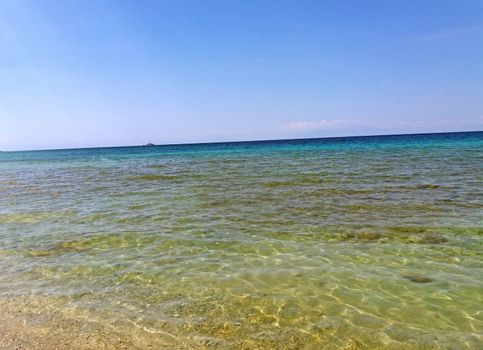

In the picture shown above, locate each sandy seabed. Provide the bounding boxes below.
[0,296,181,350]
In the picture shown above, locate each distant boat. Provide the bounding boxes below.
[145,143,155,147]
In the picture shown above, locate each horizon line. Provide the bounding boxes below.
[2,130,482,153]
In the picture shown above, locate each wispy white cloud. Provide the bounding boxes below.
[418,24,483,41]
[283,116,483,135]
[283,119,361,132]
[375,116,483,131]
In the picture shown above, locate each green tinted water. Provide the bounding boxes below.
[0,133,482,349]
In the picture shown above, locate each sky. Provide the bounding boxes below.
[0,0,482,151]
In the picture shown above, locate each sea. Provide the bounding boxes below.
[0,131,482,349]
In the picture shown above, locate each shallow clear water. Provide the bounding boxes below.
[0,132,482,349]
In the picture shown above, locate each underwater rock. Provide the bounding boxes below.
[416,184,441,189]
[417,235,448,244]
[403,274,434,283]
[28,239,91,257]
[278,303,302,320]
[357,231,383,241]
[336,231,383,243]
[29,249,54,257]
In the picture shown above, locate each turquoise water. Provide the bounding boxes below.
[0,132,482,349]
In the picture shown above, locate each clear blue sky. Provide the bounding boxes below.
[1,0,482,150]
